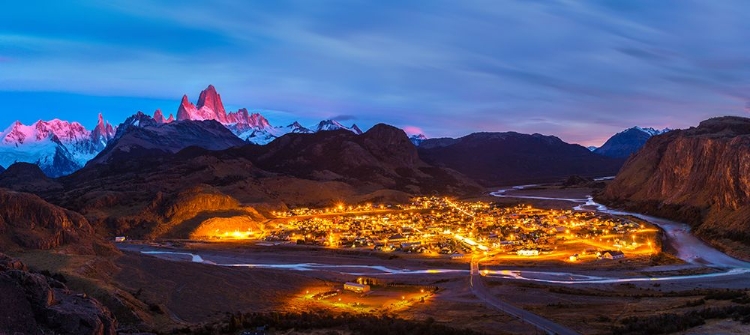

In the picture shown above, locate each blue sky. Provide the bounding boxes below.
[2,0,749,146]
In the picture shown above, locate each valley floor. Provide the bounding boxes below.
[10,185,750,334]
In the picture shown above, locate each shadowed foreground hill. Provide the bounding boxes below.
[600,116,750,259]
[0,253,116,335]
[418,132,625,186]
[0,188,111,254]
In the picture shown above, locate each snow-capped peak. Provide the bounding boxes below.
[314,120,362,134]
[632,126,671,136]
[0,114,118,177]
[286,121,312,134]
[409,134,428,146]
[1,119,89,145]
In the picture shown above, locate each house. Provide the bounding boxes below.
[601,250,625,260]
[388,234,407,242]
[517,249,540,256]
[114,236,126,242]
[344,282,371,293]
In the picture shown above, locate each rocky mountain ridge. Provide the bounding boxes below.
[176,85,362,144]
[600,116,750,259]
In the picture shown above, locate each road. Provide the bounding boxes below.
[470,257,581,335]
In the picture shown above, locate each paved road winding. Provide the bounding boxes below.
[469,257,581,335]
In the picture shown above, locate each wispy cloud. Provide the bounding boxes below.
[1,0,750,146]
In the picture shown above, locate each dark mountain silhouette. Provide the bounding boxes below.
[594,127,670,158]
[418,132,625,186]
[88,113,246,166]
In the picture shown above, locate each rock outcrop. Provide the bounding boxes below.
[0,188,99,253]
[600,116,750,258]
[0,253,117,335]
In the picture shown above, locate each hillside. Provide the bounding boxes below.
[600,116,750,259]
[0,188,109,254]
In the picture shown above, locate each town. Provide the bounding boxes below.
[220,197,659,263]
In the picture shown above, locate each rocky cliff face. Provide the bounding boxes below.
[0,188,101,253]
[601,116,750,258]
[0,253,117,335]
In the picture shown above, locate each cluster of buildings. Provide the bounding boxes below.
[263,197,655,261]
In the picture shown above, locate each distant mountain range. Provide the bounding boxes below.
[0,85,362,176]
[417,132,625,186]
[593,126,671,158]
[0,114,116,177]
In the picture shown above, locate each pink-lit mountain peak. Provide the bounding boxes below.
[176,85,271,129]
[177,85,231,123]
[153,109,175,124]
[196,84,227,123]
[91,113,116,144]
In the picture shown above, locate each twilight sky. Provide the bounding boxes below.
[2,0,750,146]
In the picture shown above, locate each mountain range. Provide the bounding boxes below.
[0,84,666,183]
[0,114,115,177]
[0,85,362,177]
